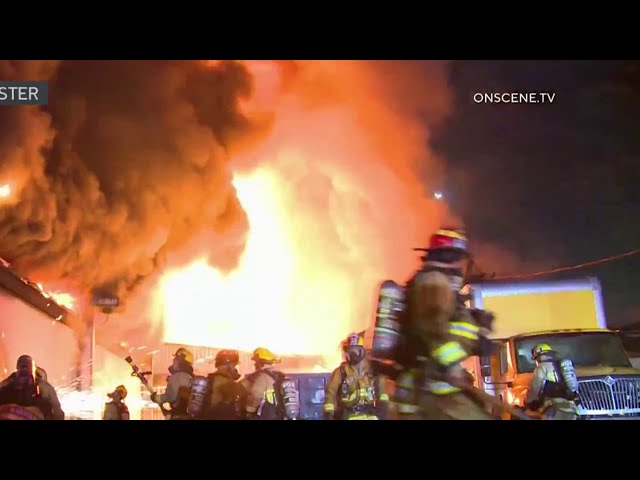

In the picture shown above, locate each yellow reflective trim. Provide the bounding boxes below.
[324,404,335,412]
[437,229,467,241]
[246,405,258,413]
[379,394,390,402]
[429,381,461,395]
[347,414,379,420]
[396,376,416,389]
[396,403,421,414]
[431,341,467,366]
[545,370,559,382]
[450,321,479,334]
[449,327,479,341]
[264,389,276,404]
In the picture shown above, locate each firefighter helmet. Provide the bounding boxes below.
[174,348,194,365]
[342,331,365,350]
[16,355,34,370]
[252,347,280,364]
[35,366,47,383]
[427,228,469,254]
[108,385,128,400]
[215,349,240,367]
[532,343,553,360]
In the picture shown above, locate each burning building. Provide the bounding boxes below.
[0,61,453,416]
[0,258,146,419]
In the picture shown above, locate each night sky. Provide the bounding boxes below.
[432,60,640,327]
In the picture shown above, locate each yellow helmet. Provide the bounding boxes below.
[343,331,365,350]
[532,343,552,360]
[174,348,194,365]
[109,385,128,400]
[252,347,280,364]
[35,366,47,383]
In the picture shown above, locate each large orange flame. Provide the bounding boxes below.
[155,61,450,365]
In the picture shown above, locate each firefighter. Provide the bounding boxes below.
[203,349,246,420]
[324,331,389,420]
[525,344,579,420]
[392,228,496,420]
[102,385,130,420]
[34,366,65,420]
[151,347,193,420]
[241,347,285,420]
[0,355,65,420]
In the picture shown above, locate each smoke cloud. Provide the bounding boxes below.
[0,61,267,301]
[0,60,456,354]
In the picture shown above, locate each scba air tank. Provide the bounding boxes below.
[280,377,300,420]
[372,280,406,360]
[187,375,210,417]
[559,358,579,394]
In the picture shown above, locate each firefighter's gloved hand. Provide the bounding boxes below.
[471,308,495,332]
[475,336,498,357]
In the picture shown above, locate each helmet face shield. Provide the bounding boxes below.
[346,346,365,365]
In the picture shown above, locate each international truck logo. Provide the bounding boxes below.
[603,376,616,387]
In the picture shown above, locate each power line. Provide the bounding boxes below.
[490,247,640,281]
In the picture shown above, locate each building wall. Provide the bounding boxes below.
[0,288,79,387]
[0,286,151,419]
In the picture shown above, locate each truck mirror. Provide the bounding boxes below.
[480,355,492,377]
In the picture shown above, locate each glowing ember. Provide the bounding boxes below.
[0,184,10,198]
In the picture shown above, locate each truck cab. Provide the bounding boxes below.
[480,329,640,419]
[464,277,640,419]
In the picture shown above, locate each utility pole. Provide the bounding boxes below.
[79,297,95,391]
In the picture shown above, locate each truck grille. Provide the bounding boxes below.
[577,377,640,416]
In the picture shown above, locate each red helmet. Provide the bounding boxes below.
[418,227,469,255]
[215,349,240,367]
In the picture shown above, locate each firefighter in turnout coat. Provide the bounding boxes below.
[102,385,130,420]
[151,348,193,420]
[204,349,247,420]
[525,344,579,420]
[324,332,389,420]
[392,228,495,420]
[241,348,285,420]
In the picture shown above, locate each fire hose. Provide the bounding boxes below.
[125,356,169,417]
[455,382,534,420]
[372,359,535,420]
[425,365,535,421]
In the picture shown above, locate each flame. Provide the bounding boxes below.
[0,183,14,206]
[159,168,303,355]
[35,282,76,311]
[0,184,10,198]
[156,61,447,367]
